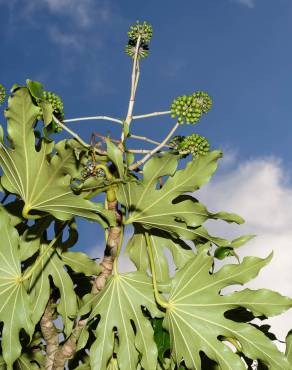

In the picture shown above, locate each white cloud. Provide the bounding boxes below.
[231,0,256,8]
[197,154,292,344]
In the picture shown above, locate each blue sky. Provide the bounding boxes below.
[1,0,292,342]
[0,0,291,164]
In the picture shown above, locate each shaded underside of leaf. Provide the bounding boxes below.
[163,250,292,369]
[85,272,162,370]
[28,245,77,337]
[0,88,112,225]
[0,207,34,368]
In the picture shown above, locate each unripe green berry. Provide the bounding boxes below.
[177,134,210,157]
[170,91,212,125]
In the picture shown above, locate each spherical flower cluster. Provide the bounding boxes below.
[192,91,212,113]
[180,134,210,156]
[126,21,152,59]
[0,84,6,106]
[125,41,149,59]
[170,91,212,125]
[128,21,153,43]
[43,91,64,120]
[170,134,210,157]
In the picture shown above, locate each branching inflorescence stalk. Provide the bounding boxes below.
[120,35,142,146]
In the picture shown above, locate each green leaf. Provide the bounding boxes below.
[106,140,124,178]
[84,272,162,370]
[19,217,52,261]
[62,251,101,275]
[0,207,34,368]
[125,229,194,282]
[0,88,112,225]
[15,354,41,370]
[214,247,236,260]
[119,152,227,240]
[40,101,53,126]
[26,80,44,100]
[163,250,292,369]
[230,234,256,249]
[285,330,292,365]
[27,244,77,336]
[153,318,170,364]
[211,211,244,224]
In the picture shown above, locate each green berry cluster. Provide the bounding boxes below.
[170,91,212,125]
[0,84,6,106]
[126,21,152,59]
[125,41,149,59]
[43,91,64,120]
[128,21,153,43]
[170,134,210,157]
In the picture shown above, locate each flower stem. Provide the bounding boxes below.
[129,122,179,170]
[132,111,171,120]
[64,116,123,125]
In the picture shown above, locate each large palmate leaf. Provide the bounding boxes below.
[81,272,162,370]
[119,152,242,241]
[125,229,194,282]
[0,87,112,224]
[62,251,101,275]
[0,207,34,368]
[163,250,292,369]
[286,331,292,365]
[27,244,78,336]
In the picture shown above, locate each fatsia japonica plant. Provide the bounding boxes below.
[0,21,291,370]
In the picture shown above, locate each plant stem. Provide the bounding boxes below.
[145,232,169,309]
[53,115,107,156]
[22,225,66,282]
[53,115,90,149]
[113,222,124,275]
[52,319,87,370]
[40,299,59,370]
[120,35,142,145]
[127,149,152,154]
[129,122,179,170]
[64,116,123,125]
[129,134,172,147]
[132,110,171,120]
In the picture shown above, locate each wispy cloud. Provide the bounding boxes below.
[49,26,82,49]
[2,0,111,28]
[231,0,256,8]
[0,0,112,48]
